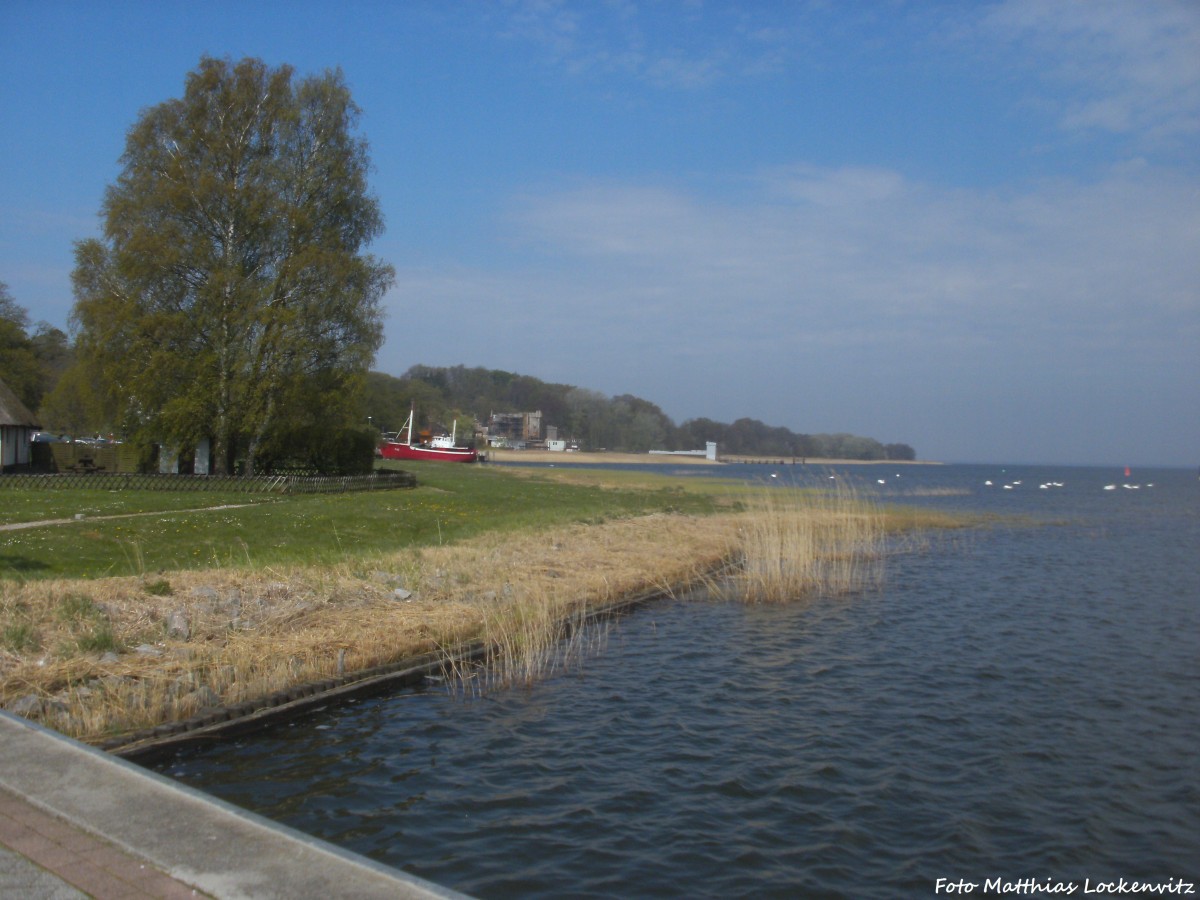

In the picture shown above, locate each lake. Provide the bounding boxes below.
[152,463,1200,898]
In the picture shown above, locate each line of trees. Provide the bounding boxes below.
[366,365,917,461]
[5,56,914,472]
[0,283,72,415]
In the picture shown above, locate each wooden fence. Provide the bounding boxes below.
[0,471,416,494]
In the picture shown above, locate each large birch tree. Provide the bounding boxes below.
[69,56,392,473]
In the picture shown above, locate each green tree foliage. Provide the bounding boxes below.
[65,57,393,473]
[610,394,670,452]
[0,286,39,408]
[0,284,27,329]
[364,371,446,436]
[256,422,377,475]
[0,282,71,415]
[38,365,101,437]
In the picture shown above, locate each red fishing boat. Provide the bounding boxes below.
[379,407,479,463]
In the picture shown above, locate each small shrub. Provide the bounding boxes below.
[2,622,39,652]
[144,578,174,597]
[51,592,120,654]
[75,623,119,654]
[255,424,378,475]
[57,593,100,623]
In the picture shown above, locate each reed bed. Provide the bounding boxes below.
[732,482,885,603]
[442,589,611,696]
[423,512,732,694]
[2,487,955,743]
[0,513,734,742]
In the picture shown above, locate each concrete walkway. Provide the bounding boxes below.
[0,712,468,899]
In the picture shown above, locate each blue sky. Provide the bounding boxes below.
[2,1,1198,466]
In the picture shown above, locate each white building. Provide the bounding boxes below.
[649,441,718,461]
[0,376,40,471]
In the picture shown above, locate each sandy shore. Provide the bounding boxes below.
[487,449,719,465]
[487,448,939,466]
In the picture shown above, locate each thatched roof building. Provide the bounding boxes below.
[0,375,40,470]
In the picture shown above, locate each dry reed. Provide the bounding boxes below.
[732,482,885,603]
[1,513,734,742]
[2,492,940,743]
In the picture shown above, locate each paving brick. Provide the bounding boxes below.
[3,712,456,899]
[0,786,200,899]
[0,844,88,898]
[44,854,140,898]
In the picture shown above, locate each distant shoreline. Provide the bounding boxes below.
[486,448,942,467]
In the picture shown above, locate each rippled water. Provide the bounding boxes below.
[155,465,1200,898]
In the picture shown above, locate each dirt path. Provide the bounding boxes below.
[0,504,262,532]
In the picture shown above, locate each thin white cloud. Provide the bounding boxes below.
[508,164,1197,337]
[378,160,1199,463]
[495,0,821,89]
[504,0,1200,149]
[385,162,1199,380]
[982,0,1200,142]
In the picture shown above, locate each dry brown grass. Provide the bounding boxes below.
[2,494,960,744]
[1,513,736,743]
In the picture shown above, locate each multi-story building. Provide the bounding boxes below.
[485,410,544,448]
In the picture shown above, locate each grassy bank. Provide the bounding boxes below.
[0,462,718,581]
[1,464,973,745]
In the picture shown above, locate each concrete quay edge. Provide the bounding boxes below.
[0,711,469,899]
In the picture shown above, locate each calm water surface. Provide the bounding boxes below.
[155,464,1200,898]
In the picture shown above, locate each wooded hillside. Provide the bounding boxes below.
[366,365,916,461]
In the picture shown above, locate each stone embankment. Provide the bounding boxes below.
[1,711,467,898]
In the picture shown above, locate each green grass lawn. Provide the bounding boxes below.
[0,489,281,524]
[0,463,722,581]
